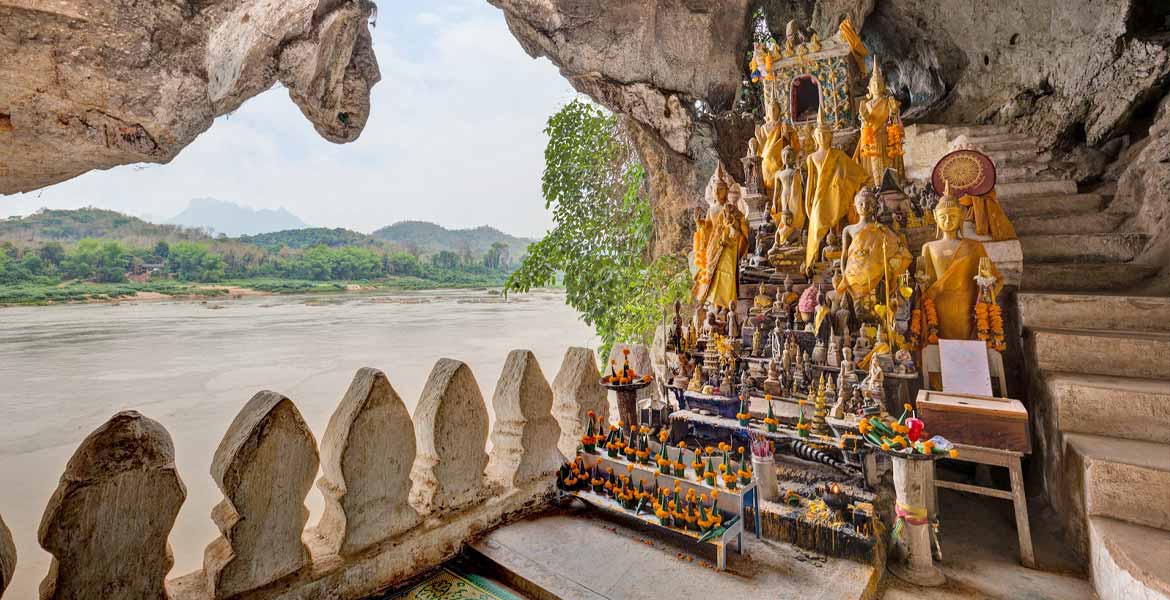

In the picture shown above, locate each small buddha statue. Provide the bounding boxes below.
[827,336,840,368]
[726,308,742,341]
[752,281,773,316]
[862,360,887,418]
[811,337,827,365]
[752,324,764,358]
[894,348,915,374]
[777,274,800,309]
[688,367,703,392]
[811,289,833,341]
[837,188,913,321]
[921,184,1002,340]
[770,318,785,360]
[853,329,873,362]
[670,300,684,350]
[820,230,842,264]
[763,359,783,397]
[838,345,858,391]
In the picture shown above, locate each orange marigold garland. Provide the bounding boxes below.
[974,299,1007,352]
[860,124,879,158]
[886,121,905,158]
[922,297,940,345]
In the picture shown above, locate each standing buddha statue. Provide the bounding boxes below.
[694,186,750,310]
[804,109,869,271]
[853,58,905,185]
[757,99,801,199]
[921,184,1003,340]
[836,188,913,321]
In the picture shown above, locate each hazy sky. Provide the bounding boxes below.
[0,1,577,239]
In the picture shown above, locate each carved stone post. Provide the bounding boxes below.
[38,411,185,600]
[204,391,319,599]
[487,350,564,486]
[552,347,607,458]
[317,368,419,556]
[410,359,490,513]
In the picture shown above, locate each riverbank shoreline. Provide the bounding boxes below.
[0,279,525,308]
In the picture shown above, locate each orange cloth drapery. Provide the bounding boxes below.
[959,191,1017,241]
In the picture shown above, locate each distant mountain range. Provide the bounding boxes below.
[0,207,534,261]
[372,221,534,260]
[166,198,309,237]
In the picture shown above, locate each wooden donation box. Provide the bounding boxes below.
[917,390,1030,453]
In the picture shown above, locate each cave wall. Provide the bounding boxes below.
[0,0,381,195]
[494,0,1170,268]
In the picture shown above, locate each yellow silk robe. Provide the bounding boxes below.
[804,149,869,269]
[960,191,1017,241]
[925,239,1002,340]
[837,223,913,302]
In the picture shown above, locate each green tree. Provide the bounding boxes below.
[431,250,461,270]
[506,99,689,357]
[62,239,130,282]
[154,240,170,259]
[38,242,66,267]
[484,242,510,270]
[168,242,225,282]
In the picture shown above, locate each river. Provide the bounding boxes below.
[0,288,597,596]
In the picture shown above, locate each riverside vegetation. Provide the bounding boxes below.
[0,210,530,305]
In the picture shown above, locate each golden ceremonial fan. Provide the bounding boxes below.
[931,149,996,197]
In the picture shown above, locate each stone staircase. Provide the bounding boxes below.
[1020,292,1170,600]
[907,124,1170,600]
[904,124,1160,293]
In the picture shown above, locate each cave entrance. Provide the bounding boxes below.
[791,75,820,122]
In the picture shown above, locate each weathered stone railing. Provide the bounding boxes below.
[9,347,602,600]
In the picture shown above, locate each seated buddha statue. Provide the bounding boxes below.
[821,230,842,264]
[751,282,773,317]
[768,211,804,269]
[922,184,1002,340]
[836,188,913,321]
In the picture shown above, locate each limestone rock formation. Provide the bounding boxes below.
[38,411,185,600]
[1110,94,1170,293]
[552,347,608,458]
[204,391,319,599]
[316,368,419,556]
[487,350,564,486]
[492,0,1170,261]
[0,0,381,194]
[410,359,491,513]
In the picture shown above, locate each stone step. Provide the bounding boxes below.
[1022,262,1160,293]
[1088,516,1170,600]
[981,146,1050,165]
[996,163,1067,184]
[1013,212,1125,235]
[1019,292,1170,332]
[997,179,1079,198]
[939,124,1013,138]
[1046,372,1170,444]
[1022,233,1147,264]
[999,193,1105,217]
[1066,433,1170,531]
[955,136,1038,152]
[1029,327,1170,380]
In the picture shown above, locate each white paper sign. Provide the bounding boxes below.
[939,339,993,397]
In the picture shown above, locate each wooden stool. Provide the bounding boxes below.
[928,443,1035,568]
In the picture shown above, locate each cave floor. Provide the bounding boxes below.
[466,486,1094,600]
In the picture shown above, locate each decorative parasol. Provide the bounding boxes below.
[931,149,996,197]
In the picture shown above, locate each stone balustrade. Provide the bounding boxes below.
[8,347,603,600]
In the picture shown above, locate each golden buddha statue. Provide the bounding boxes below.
[821,230,842,264]
[770,146,804,232]
[803,110,869,270]
[921,185,1003,340]
[694,184,749,309]
[692,163,735,289]
[752,282,773,315]
[852,59,904,185]
[756,100,800,198]
[768,211,804,269]
[837,188,913,320]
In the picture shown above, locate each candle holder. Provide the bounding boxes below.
[600,378,653,431]
[820,482,849,521]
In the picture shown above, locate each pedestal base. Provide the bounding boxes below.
[888,560,946,587]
